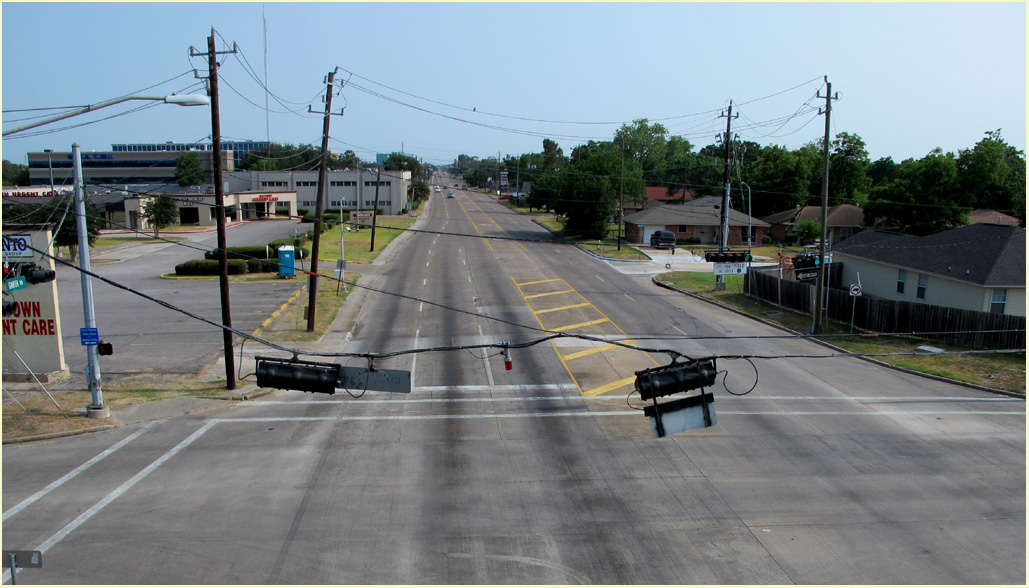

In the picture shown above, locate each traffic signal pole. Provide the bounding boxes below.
[73,143,107,417]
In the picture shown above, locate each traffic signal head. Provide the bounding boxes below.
[792,254,820,270]
[635,359,717,401]
[19,263,55,284]
[255,356,340,394]
[2,300,15,317]
[97,341,114,356]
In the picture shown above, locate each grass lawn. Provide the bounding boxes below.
[656,271,1025,395]
[532,216,650,261]
[316,216,416,264]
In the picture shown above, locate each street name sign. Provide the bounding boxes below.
[713,262,748,276]
[5,276,27,292]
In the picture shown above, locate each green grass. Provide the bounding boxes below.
[532,216,650,261]
[656,271,1025,394]
[316,216,416,264]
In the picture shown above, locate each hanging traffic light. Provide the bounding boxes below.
[19,263,55,284]
[634,359,717,401]
[2,300,15,317]
[255,356,341,394]
[792,254,821,270]
[705,251,752,263]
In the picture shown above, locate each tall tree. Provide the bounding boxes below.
[864,148,970,235]
[142,193,180,238]
[174,151,207,186]
[957,129,1026,219]
[5,196,101,261]
[2,160,29,186]
[341,150,361,170]
[827,132,871,206]
[541,139,566,172]
[613,118,669,181]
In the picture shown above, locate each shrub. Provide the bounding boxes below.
[296,209,309,217]
[246,258,282,273]
[274,208,291,217]
[677,237,702,245]
[175,259,249,276]
[205,246,268,261]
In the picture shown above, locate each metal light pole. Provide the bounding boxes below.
[72,143,108,418]
[3,94,209,137]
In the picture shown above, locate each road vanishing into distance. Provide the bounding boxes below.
[3,181,1025,583]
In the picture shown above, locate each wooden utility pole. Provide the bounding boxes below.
[813,77,839,334]
[306,68,342,332]
[618,136,624,251]
[369,166,381,252]
[192,29,238,389]
[716,102,738,290]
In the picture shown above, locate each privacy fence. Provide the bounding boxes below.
[743,268,1025,350]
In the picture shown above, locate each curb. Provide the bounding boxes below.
[651,276,1024,399]
[2,425,117,445]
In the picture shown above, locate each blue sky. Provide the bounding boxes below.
[2,2,1025,166]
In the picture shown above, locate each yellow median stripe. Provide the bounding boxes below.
[524,289,574,299]
[561,343,618,361]
[516,278,563,287]
[582,376,638,397]
[549,318,610,332]
[535,302,592,314]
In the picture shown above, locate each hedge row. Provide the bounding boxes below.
[175,258,287,276]
[204,246,268,260]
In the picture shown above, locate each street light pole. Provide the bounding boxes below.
[3,95,209,137]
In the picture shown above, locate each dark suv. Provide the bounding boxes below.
[649,230,676,248]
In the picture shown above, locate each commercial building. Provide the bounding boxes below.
[26,149,233,188]
[121,190,298,231]
[112,140,275,168]
[227,169,412,216]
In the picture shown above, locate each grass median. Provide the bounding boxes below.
[657,271,1025,395]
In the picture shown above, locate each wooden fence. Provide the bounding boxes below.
[744,268,1026,349]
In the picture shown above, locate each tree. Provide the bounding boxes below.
[142,193,180,238]
[864,148,970,235]
[828,132,871,206]
[2,160,29,186]
[957,129,1026,221]
[5,196,101,261]
[558,140,645,238]
[341,150,361,170]
[795,218,821,243]
[541,139,566,171]
[174,151,206,186]
[613,119,669,181]
[408,181,430,202]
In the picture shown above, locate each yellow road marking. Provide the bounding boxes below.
[561,343,618,360]
[582,376,637,397]
[516,278,562,287]
[535,302,592,314]
[524,289,574,299]
[549,318,610,332]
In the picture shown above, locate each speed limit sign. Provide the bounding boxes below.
[850,284,862,296]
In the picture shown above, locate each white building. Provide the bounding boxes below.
[227,169,412,215]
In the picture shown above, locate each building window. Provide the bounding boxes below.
[897,269,907,294]
[991,289,1007,314]
[916,274,927,299]
[330,200,341,207]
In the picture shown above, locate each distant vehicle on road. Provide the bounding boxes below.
[447,192,454,198]
[498,194,511,200]
[434,187,441,192]
[650,230,676,248]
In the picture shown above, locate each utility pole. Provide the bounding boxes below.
[813,77,839,334]
[192,29,238,389]
[73,144,107,418]
[716,101,738,291]
[306,68,343,332]
[618,136,624,251]
[369,166,381,252]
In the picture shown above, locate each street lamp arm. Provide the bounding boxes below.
[3,94,210,137]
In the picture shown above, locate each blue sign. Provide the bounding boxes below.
[80,328,100,346]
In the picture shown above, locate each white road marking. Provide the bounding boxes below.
[595,275,605,282]
[672,325,688,336]
[624,294,635,302]
[2,422,157,522]
[479,325,495,386]
[411,329,419,384]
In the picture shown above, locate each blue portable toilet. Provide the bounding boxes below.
[278,245,296,278]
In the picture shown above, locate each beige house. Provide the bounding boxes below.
[123,191,298,231]
[622,197,768,246]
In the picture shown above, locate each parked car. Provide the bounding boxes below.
[650,230,677,248]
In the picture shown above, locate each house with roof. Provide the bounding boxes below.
[762,203,865,245]
[622,196,768,246]
[968,209,1021,227]
[832,224,1025,316]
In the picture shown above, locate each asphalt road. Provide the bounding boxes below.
[54,219,306,376]
[2,189,1025,583]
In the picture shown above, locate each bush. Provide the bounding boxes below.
[205,246,268,261]
[247,258,282,273]
[763,234,773,245]
[175,259,249,276]
[274,208,291,217]
[297,209,309,217]
[301,213,341,224]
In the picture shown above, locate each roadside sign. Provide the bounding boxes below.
[850,284,862,296]
[796,271,818,281]
[713,262,748,276]
[1,235,33,260]
[5,276,27,292]
[338,366,411,394]
[352,211,374,225]
[80,328,100,346]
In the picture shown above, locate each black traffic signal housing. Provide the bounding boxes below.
[792,253,821,270]
[704,250,752,263]
[19,263,56,284]
[2,300,15,317]
[97,341,114,356]
[634,359,717,401]
[256,356,340,394]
